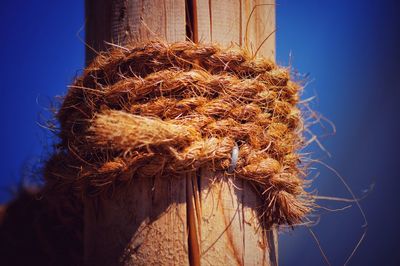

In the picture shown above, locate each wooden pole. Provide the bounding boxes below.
[84,1,277,265]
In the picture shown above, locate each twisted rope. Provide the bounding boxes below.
[45,41,312,226]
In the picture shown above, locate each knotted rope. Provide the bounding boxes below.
[45,41,312,226]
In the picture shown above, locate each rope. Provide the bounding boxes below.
[45,41,312,227]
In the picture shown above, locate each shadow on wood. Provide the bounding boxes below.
[84,170,278,265]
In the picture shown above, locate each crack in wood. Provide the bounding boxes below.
[186,172,201,266]
[185,0,198,42]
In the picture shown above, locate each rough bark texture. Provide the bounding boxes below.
[84,0,277,265]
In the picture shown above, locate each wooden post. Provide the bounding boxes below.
[84,1,277,265]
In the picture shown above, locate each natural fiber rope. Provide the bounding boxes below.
[44,41,312,227]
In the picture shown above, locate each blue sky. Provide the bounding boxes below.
[0,0,399,265]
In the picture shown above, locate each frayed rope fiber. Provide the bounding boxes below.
[45,41,312,227]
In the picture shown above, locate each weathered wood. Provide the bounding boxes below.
[196,0,275,60]
[85,0,112,65]
[197,168,278,265]
[85,1,188,265]
[84,0,277,265]
[193,1,277,265]
[85,0,186,64]
[241,0,276,59]
[84,176,189,265]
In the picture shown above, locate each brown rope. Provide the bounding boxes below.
[45,41,312,227]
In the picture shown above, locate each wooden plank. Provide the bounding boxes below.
[196,0,275,59]
[196,0,241,44]
[85,0,186,63]
[112,0,186,43]
[241,0,276,60]
[84,1,188,265]
[193,1,277,265]
[85,0,112,65]
[84,176,189,266]
[199,169,278,265]
[84,0,277,265]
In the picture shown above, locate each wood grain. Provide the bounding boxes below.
[241,0,276,59]
[85,0,186,64]
[196,0,275,59]
[84,0,277,265]
[193,1,277,265]
[198,168,278,265]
